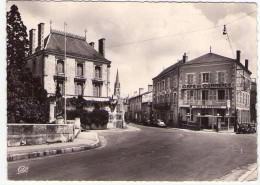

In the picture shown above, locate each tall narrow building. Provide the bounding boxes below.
[114,69,120,97]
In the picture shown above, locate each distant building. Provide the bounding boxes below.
[26,23,111,103]
[128,85,153,123]
[153,51,252,130]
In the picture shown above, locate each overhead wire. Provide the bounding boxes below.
[106,10,257,48]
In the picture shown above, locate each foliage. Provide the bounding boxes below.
[66,109,109,127]
[67,96,111,109]
[7,5,49,123]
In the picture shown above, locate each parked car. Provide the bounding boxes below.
[154,119,166,128]
[237,123,256,134]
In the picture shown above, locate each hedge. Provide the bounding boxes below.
[66,109,109,127]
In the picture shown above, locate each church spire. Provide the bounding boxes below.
[114,69,120,97]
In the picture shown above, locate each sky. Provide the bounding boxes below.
[6,1,257,98]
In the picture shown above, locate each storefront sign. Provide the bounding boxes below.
[192,105,226,108]
[182,83,232,89]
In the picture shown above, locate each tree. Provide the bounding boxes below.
[7,5,49,123]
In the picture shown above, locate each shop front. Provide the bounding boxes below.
[180,105,235,131]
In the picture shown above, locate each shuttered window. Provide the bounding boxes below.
[218,72,225,83]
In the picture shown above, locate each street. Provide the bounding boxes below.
[8,124,257,181]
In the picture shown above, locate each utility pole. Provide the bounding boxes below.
[64,22,67,124]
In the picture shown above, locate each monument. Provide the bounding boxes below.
[108,69,126,129]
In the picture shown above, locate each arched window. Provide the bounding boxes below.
[57,60,64,74]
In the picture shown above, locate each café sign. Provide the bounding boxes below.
[182,83,232,89]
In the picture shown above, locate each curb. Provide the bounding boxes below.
[216,163,257,181]
[7,133,101,162]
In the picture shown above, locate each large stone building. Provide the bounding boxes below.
[26,23,111,103]
[153,51,252,130]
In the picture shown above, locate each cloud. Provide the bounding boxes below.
[6,1,257,97]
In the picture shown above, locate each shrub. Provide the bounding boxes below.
[66,110,83,120]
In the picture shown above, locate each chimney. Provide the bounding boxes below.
[183,53,188,63]
[134,91,137,96]
[98,38,105,57]
[38,23,45,50]
[245,59,249,70]
[148,85,153,92]
[139,88,144,95]
[29,29,36,54]
[89,42,95,48]
[236,50,241,63]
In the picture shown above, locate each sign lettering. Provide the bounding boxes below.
[182,83,232,89]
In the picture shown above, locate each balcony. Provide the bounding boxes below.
[92,77,103,84]
[179,100,228,108]
[74,75,86,83]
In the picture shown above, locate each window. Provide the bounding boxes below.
[157,82,160,92]
[75,83,84,96]
[77,63,84,77]
[218,72,225,83]
[95,66,102,79]
[202,73,210,83]
[57,80,64,95]
[162,80,165,90]
[187,74,194,84]
[57,60,64,74]
[187,90,194,100]
[93,84,102,97]
[172,76,177,88]
[167,78,170,89]
[218,90,225,100]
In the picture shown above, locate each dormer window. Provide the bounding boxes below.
[57,60,64,74]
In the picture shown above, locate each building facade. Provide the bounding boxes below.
[26,23,111,103]
[128,85,153,123]
[153,51,252,129]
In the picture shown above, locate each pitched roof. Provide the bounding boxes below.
[153,52,251,80]
[44,29,110,64]
[152,62,179,80]
[184,52,234,65]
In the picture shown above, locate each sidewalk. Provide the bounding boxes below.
[7,131,100,162]
[216,163,258,182]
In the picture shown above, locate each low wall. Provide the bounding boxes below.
[7,124,75,147]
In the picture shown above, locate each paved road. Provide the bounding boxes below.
[8,124,257,181]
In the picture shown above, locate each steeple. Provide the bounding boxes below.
[114,69,120,97]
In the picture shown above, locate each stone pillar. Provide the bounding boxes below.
[75,118,81,129]
[49,101,56,123]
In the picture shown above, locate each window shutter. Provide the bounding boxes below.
[198,74,201,83]
[75,83,78,95]
[194,90,197,101]
[197,90,201,100]
[93,85,97,97]
[209,73,212,82]
[214,90,217,100]
[184,90,187,100]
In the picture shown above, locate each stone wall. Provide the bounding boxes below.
[7,124,75,147]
